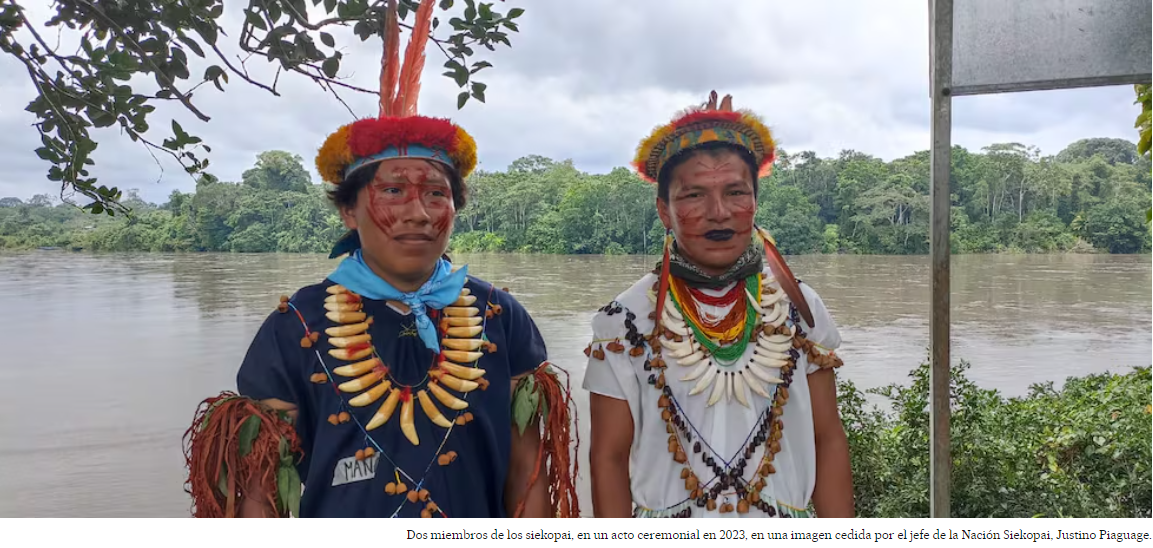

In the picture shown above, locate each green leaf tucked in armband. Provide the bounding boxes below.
[238,415,261,457]
[512,374,541,436]
[275,436,302,517]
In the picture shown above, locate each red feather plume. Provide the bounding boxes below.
[672,110,742,129]
[651,232,673,339]
[759,229,815,329]
[379,0,401,116]
[392,0,435,117]
[347,116,460,157]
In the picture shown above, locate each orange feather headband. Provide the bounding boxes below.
[316,116,477,185]
[632,91,776,183]
[314,0,478,186]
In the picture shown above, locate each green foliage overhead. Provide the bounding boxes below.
[1133,84,1152,224]
[1135,84,1151,159]
[840,360,1151,518]
[1,139,1150,255]
[0,0,524,216]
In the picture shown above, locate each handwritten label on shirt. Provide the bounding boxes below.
[331,452,380,487]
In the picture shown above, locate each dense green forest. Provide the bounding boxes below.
[2,137,1149,255]
[842,360,1151,518]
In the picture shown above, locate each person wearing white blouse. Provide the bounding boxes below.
[582,91,854,519]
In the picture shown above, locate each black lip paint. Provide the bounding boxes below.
[704,229,735,241]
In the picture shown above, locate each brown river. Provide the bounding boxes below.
[0,251,1148,517]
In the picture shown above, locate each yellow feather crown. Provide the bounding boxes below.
[633,91,776,183]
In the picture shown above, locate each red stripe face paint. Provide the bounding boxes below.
[354,159,458,283]
[665,152,757,275]
[366,163,454,238]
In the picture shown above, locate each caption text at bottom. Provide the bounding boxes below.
[406,528,1150,543]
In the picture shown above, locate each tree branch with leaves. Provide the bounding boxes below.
[1133,83,1151,223]
[0,0,524,216]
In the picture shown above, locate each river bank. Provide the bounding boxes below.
[843,361,1151,518]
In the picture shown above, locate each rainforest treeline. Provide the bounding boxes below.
[2,137,1149,255]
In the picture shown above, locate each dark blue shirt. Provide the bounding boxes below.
[236,276,547,517]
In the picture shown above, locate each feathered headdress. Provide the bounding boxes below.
[633,91,776,184]
[640,92,814,327]
[315,0,477,188]
[317,0,478,258]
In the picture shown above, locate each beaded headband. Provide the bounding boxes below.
[633,91,776,183]
[314,0,478,188]
[316,116,477,186]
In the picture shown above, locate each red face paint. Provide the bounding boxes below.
[665,153,757,274]
[364,163,455,239]
[354,159,457,284]
[431,200,454,239]
[730,198,757,233]
[366,187,398,238]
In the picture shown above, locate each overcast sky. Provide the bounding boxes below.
[0,0,1144,204]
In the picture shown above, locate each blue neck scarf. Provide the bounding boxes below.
[328,250,468,354]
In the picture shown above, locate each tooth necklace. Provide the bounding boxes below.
[640,270,802,515]
[651,272,794,407]
[591,230,846,514]
[301,284,495,446]
[278,283,506,518]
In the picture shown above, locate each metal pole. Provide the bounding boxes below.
[928,0,953,519]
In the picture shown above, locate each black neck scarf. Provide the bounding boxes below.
[658,238,764,290]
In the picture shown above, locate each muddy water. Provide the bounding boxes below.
[0,251,1148,517]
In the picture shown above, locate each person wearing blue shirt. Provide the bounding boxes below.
[182,1,578,518]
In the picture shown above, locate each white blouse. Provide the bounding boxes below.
[582,267,842,518]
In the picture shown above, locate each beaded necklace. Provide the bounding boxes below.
[285,283,503,518]
[670,277,747,342]
[586,232,845,517]
[649,275,799,515]
[588,278,842,517]
[687,282,743,307]
[668,274,760,362]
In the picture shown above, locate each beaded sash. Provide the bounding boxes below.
[632,494,813,518]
